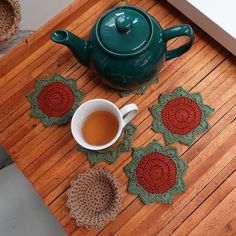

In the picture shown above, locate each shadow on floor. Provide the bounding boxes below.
[0,144,13,169]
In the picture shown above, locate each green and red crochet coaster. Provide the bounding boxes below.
[125,140,187,204]
[27,73,84,126]
[150,87,214,145]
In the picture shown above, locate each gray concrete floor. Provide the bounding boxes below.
[0,164,67,236]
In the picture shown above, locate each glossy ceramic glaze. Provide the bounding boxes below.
[51,5,194,90]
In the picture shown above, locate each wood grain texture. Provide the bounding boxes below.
[0,0,235,235]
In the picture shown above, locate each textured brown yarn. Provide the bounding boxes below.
[66,168,122,229]
[0,0,21,41]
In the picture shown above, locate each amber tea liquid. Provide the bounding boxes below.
[82,111,119,146]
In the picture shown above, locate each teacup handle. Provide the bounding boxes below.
[120,104,138,127]
[164,24,195,60]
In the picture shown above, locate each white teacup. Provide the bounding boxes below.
[71,99,138,151]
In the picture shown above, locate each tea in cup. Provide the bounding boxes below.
[71,99,138,152]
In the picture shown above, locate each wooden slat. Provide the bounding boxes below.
[0,0,235,235]
[169,162,236,236]
[189,187,236,236]
[218,217,236,236]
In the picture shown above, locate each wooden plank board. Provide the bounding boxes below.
[0,0,235,235]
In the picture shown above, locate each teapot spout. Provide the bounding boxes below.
[50,29,90,67]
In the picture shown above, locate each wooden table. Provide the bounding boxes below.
[0,0,235,235]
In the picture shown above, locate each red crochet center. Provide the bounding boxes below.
[161,96,202,135]
[136,152,177,194]
[38,82,75,117]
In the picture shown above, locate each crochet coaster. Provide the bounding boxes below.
[107,76,159,97]
[125,140,188,204]
[150,87,214,145]
[27,73,84,126]
[78,124,137,164]
[67,168,122,229]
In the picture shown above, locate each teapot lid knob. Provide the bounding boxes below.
[97,6,153,55]
[115,14,132,32]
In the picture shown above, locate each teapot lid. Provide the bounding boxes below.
[96,6,153,56]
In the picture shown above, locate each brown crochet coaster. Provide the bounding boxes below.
[125,140,187,204]
[27,73,84,126]
[78,124,137,164]
[150,87,214,145]
[67,168,122,229]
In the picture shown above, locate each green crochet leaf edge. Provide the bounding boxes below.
[150,87,214,145]
[107,76,159,97]
[124,140,188,204]
[27,73,85,126]
[78,123,137,164]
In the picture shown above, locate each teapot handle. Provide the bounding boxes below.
[163,24,194,60]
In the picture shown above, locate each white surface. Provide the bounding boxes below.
[188,0,236,38]
[19,0,74,30]
[0,164,66,236]
[167,0,236,55]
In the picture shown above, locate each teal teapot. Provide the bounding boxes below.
[51,5,194,90]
